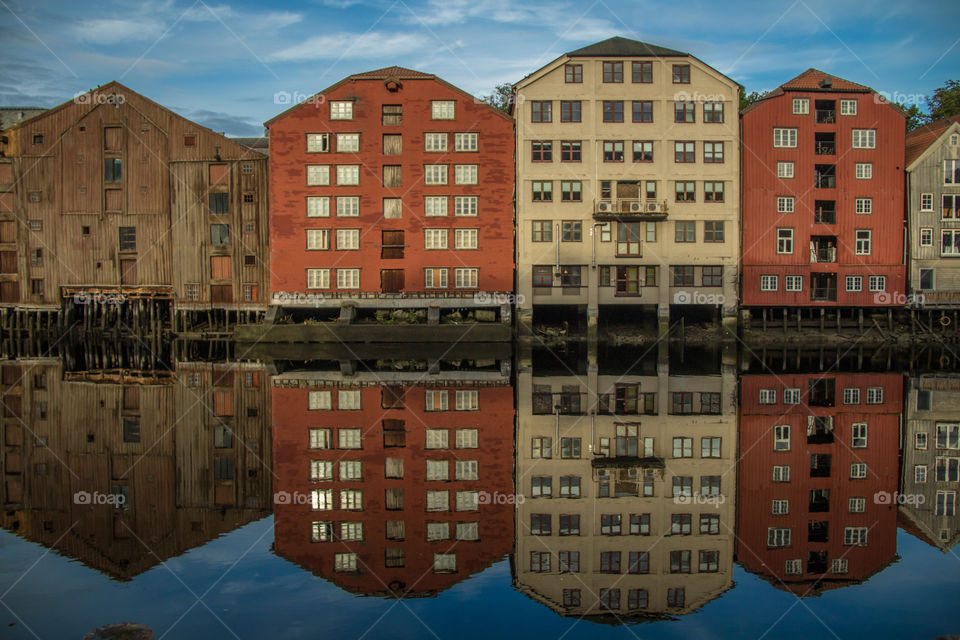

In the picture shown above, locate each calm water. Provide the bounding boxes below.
[0,339,958,640]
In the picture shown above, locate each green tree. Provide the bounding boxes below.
[903,104,929,132]
[480,83,514,113]
[740,90,767,112]
[927,79,960,121]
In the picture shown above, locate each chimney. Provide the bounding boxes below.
[819,76,832,88]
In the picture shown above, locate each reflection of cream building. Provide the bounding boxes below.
[514,36,740,333]
[514,344,736,618]
[901,376,960,550]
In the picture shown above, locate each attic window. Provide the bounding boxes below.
[184,135,197,147]
[242,163,253,174]
[79,126,86,132]
[384,78,402,92]
[951,134,959,146]
[32,133,43,145]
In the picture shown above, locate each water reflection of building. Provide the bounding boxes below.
[900,376,960,550]
[736,372,901,595]
[271,350,515,597]
[0,357,272,579]
[514,344,737,619]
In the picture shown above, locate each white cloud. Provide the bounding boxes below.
[270,32,429,61]
[73,18,166,44]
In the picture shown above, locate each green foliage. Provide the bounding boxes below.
[739,90,767,112]
[480,83,515,113]
[928,79,960,121]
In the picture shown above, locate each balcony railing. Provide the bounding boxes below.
[815,109,836,123]
[815,142,836,155]
[815,174,836,188]
[594,199,669,220]
[811,287,837,302]
[810,246,837,263]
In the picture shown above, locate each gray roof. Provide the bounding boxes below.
[0,107,46,130]
[230,136,268,155]
[566,36,687,58]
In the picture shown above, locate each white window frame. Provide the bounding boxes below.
[852,422,868,448]
[336,228,360,250]
[336,196,360,217]
[454,195,478,216]
[336,268,360,289]
[785,275,803,292]
[920,228,934,247]
[773,128,797,148]
[306,196,330,217]
[425,391,449,412]
[760,275,778,291]
[308,427,331,448]
[784,388,801,404]
[336,133,360,153]
[424,228,448,250]
[454,228,478,249]
[855,229,872,255]
[792,98,809,115]
[840,99,857,116]
[773,424,790,451]
[868,275,886,293]
[431,100,456,120]
[855,163,873,179]
[843,526,868,546]
[454,268,478,288]
[425,164,448,185]
[454,132,478,152]
[456,428,479,449]
[329,101,353,120]
[306,165,330,186]
[425,428,449,448]
[777,196,795,213]
[454,164,478,185]
[306,229,329,250]
[425,196,448,217]
[336,165,360,185]
[850,462,867,479]
[777,161,795,178]
[848,497,866,513]
[920,193,934,212]
[454,389,478,410]
[772,465,790,482]
[852,129,876,149]
[424,132,448,152]
[772,499,789,515]
[759,389,776,404]
[846,276,863,292]
[843,387,861,404]
[306,133,330,153]
[424,267,449,289]
[915,464,927,483]
[306,268,330,290]
[777,228,794,254]
[855,198,873,214]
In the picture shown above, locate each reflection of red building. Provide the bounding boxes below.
[272,381,514,596]
[737,373,901,594]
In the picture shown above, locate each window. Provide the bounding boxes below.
[336,196,359,217]
[532,221,552,242]
[632,100,653,122]
[855,230,872,255]
[336,268,360,289]
[454,132,477,152]
[210,224,230,246]
[531,101,551,122]
[559,476,580,497]
[561,181,582,202]
[767,528,791,548]
[844,527,868,546]
[603,141,624,162]
[848,497,866,513]
[425,133,448,152]
[306,229,329,250]
[936,491,957,516]
[773,128,798,148]
[454,196,477,216]
[943,229,960,255]
[670,550,691,573]
[118,227,136,251]
[530,551,550,573]
[531,437,552,458]
[852,423,868,448]
[855,198,873,214]
[702,437,721,458]
[777,228,794,254]
[704,102,724,122]
[852,129,876,149]
[454,228,478,249]
[777,196,795,213]
[774,424,790,450]
[703,141,724,163]
[947,160,960,185]
[936,423,960,449]
[560,437,580,459]
[773,465,790,482]
[560,100,581,122]
[675,181,695,201]
[530,513,551,535]
[336,165,359,185]
[785,276,802,293]
[306,268,330,289]
[917,432,929,450]
[785,558,802,575]
[921,228,934,247]
[335,229,359,250]
[336,133,359,152]
[699,550,719,573]
[560,140,581,161]
[306,196,330,217]
[329,101,353,120]
[603,101,624,123]
[868,276,885,292]
[600,551,621,574]
[425,196,448,217]
[424,267,448,289]
[633,141,653,162]
[777,162,795,178]
[675,221,695,243]
[921,193,934,211]
[532,181,552,201]
[531,141,552,161]
[792,98,810,114]
[944,194,960,218]
[674,101,695,123]
[672,64,690,83]
[561,221,581,242]
[424,164,448,185]
[866,387,884,403]
[850,462,867,479]
[671,514,692,535]
[839,99,857,115]
[673,437,693,458]
[104,158,122,183]
[602,61,623,82]
[846,276,863,292]
[431,101,455,119]
[856,163,873,179]
[674,141,695,162]
[772,499,789,515]
[306,133,329,152]
[565,63,582,82]
[760,275,778,291]
[454,268,478,288]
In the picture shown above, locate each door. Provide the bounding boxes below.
[381,230,404,258]
[381,269,404,293]
[120,259,136,285]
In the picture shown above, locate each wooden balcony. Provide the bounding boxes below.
[593,199,669,221]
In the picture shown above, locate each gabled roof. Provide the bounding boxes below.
[566,36,687,58]
[905,114,960,167]
[230,136,269,156]
[741,68,902,116]
[349,65,435,80]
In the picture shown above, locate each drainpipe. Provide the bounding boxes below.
[555,223,561,276]
[591,222,606,269]
[554,404,561,456]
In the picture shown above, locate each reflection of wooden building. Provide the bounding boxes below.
[901,376,960,551]
[736,373,901,595]
[0,82,269,328]
[514,346,737,619]
[272,365,514,596]
[0,358,272,579]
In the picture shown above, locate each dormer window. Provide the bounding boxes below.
[32,133,43,145]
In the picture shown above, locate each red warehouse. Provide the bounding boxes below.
[271,378,515,596]
[266,67,515,322]
[736,373,902,594]
[741,70,906,310]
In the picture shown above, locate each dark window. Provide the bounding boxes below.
[119,227,136,251]
[122,417,140,443]
[672,64,690,83]
[104,158,122,183]
[602,61,623,82]
[531,101,552,122]
[603,101,624,123]
[560,101,581,122]
[632,61,652,83]
[210,224,230,246]
[565,64,582,83]
[560,140,581,161]
[209,193,229,215]
[632,101,653,122]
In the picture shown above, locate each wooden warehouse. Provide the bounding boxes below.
[0,82,269,334]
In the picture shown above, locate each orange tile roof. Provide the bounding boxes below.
[779,68,873,92]
[348,66,434,80]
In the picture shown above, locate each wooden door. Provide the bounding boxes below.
[120,259,136,285]
[381,269,404,293]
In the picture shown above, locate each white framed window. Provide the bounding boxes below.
[760,275,778,291]
[792,98,809,115]
[777,161,795,178]
[334,552,357,572]
[772,499,789,515]
[308,427,331,448]
[455,196,478,216]
[311,460,333,481]
[832,558,849,574]
[434,552,456,573]
[307,268,330,290]
[846,276,862,292]
[456,429,478,449]
[852,422,868,448]
[777,196,795,213]
[848,497,866,513]
[338,428,361,449]
[426,490,449,511]
[866,387,884,403]
[336,133,360,153]
[855,198,872,214]
[855,229,872,255]
[774,424,790,451]
[784,388,801,404]
[843,527,868,546]
[336,229,360,250]
[921,228,934,246]
[340,488,363,510]
[311,488,334,510]
[329,101,353,120]
[340,460,362,480]
[868,276,886,293]
[850,462,867,479]
[852,129,876,149]
[455,389,478,410]
[425,390,449,412]
[936,491,957,516]
[336,165,360,185]
[306,229,329,250]
[921,193,934,211]
[840,99,857,116]
[936,423,960,449]
[947,160,960,185]
[424,133,448,152]
[772,465,790,482]
[773,128,797,148]
[915,464,927,483]
[759,389,776,404]
[306,196,330,217]
[943,229,960,255]
[336,195,359,217]
[424,267,448,289]
[855,163,873,179]
[843,387,861,404]
[306,165,330,186]
[952,134,960,146]
[427,522,450,540]
[455,490,479,511]
[339,521,363,541]
[336,268,360,289]
[311,521,332,542]
[916,432,928,450]
[454,165,478,185]
[431,100,456,120]
[454,228,478,249]
[424,228,448,249]
[425,164,448,185]
[785,276,803,292]
[308,391,332,411]
[426,459,449,481]
[777,228,794,254]
[455,460,478,480]
[785,558,802,575]
[454,133,478,151]
[425,196,448,217]
[455,268,478,288]
[425,428,449,448]
[306,133,330,153]
[456,522,479,540]
[767,527,791,548]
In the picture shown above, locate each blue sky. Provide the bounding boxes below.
[1,0,958,136]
